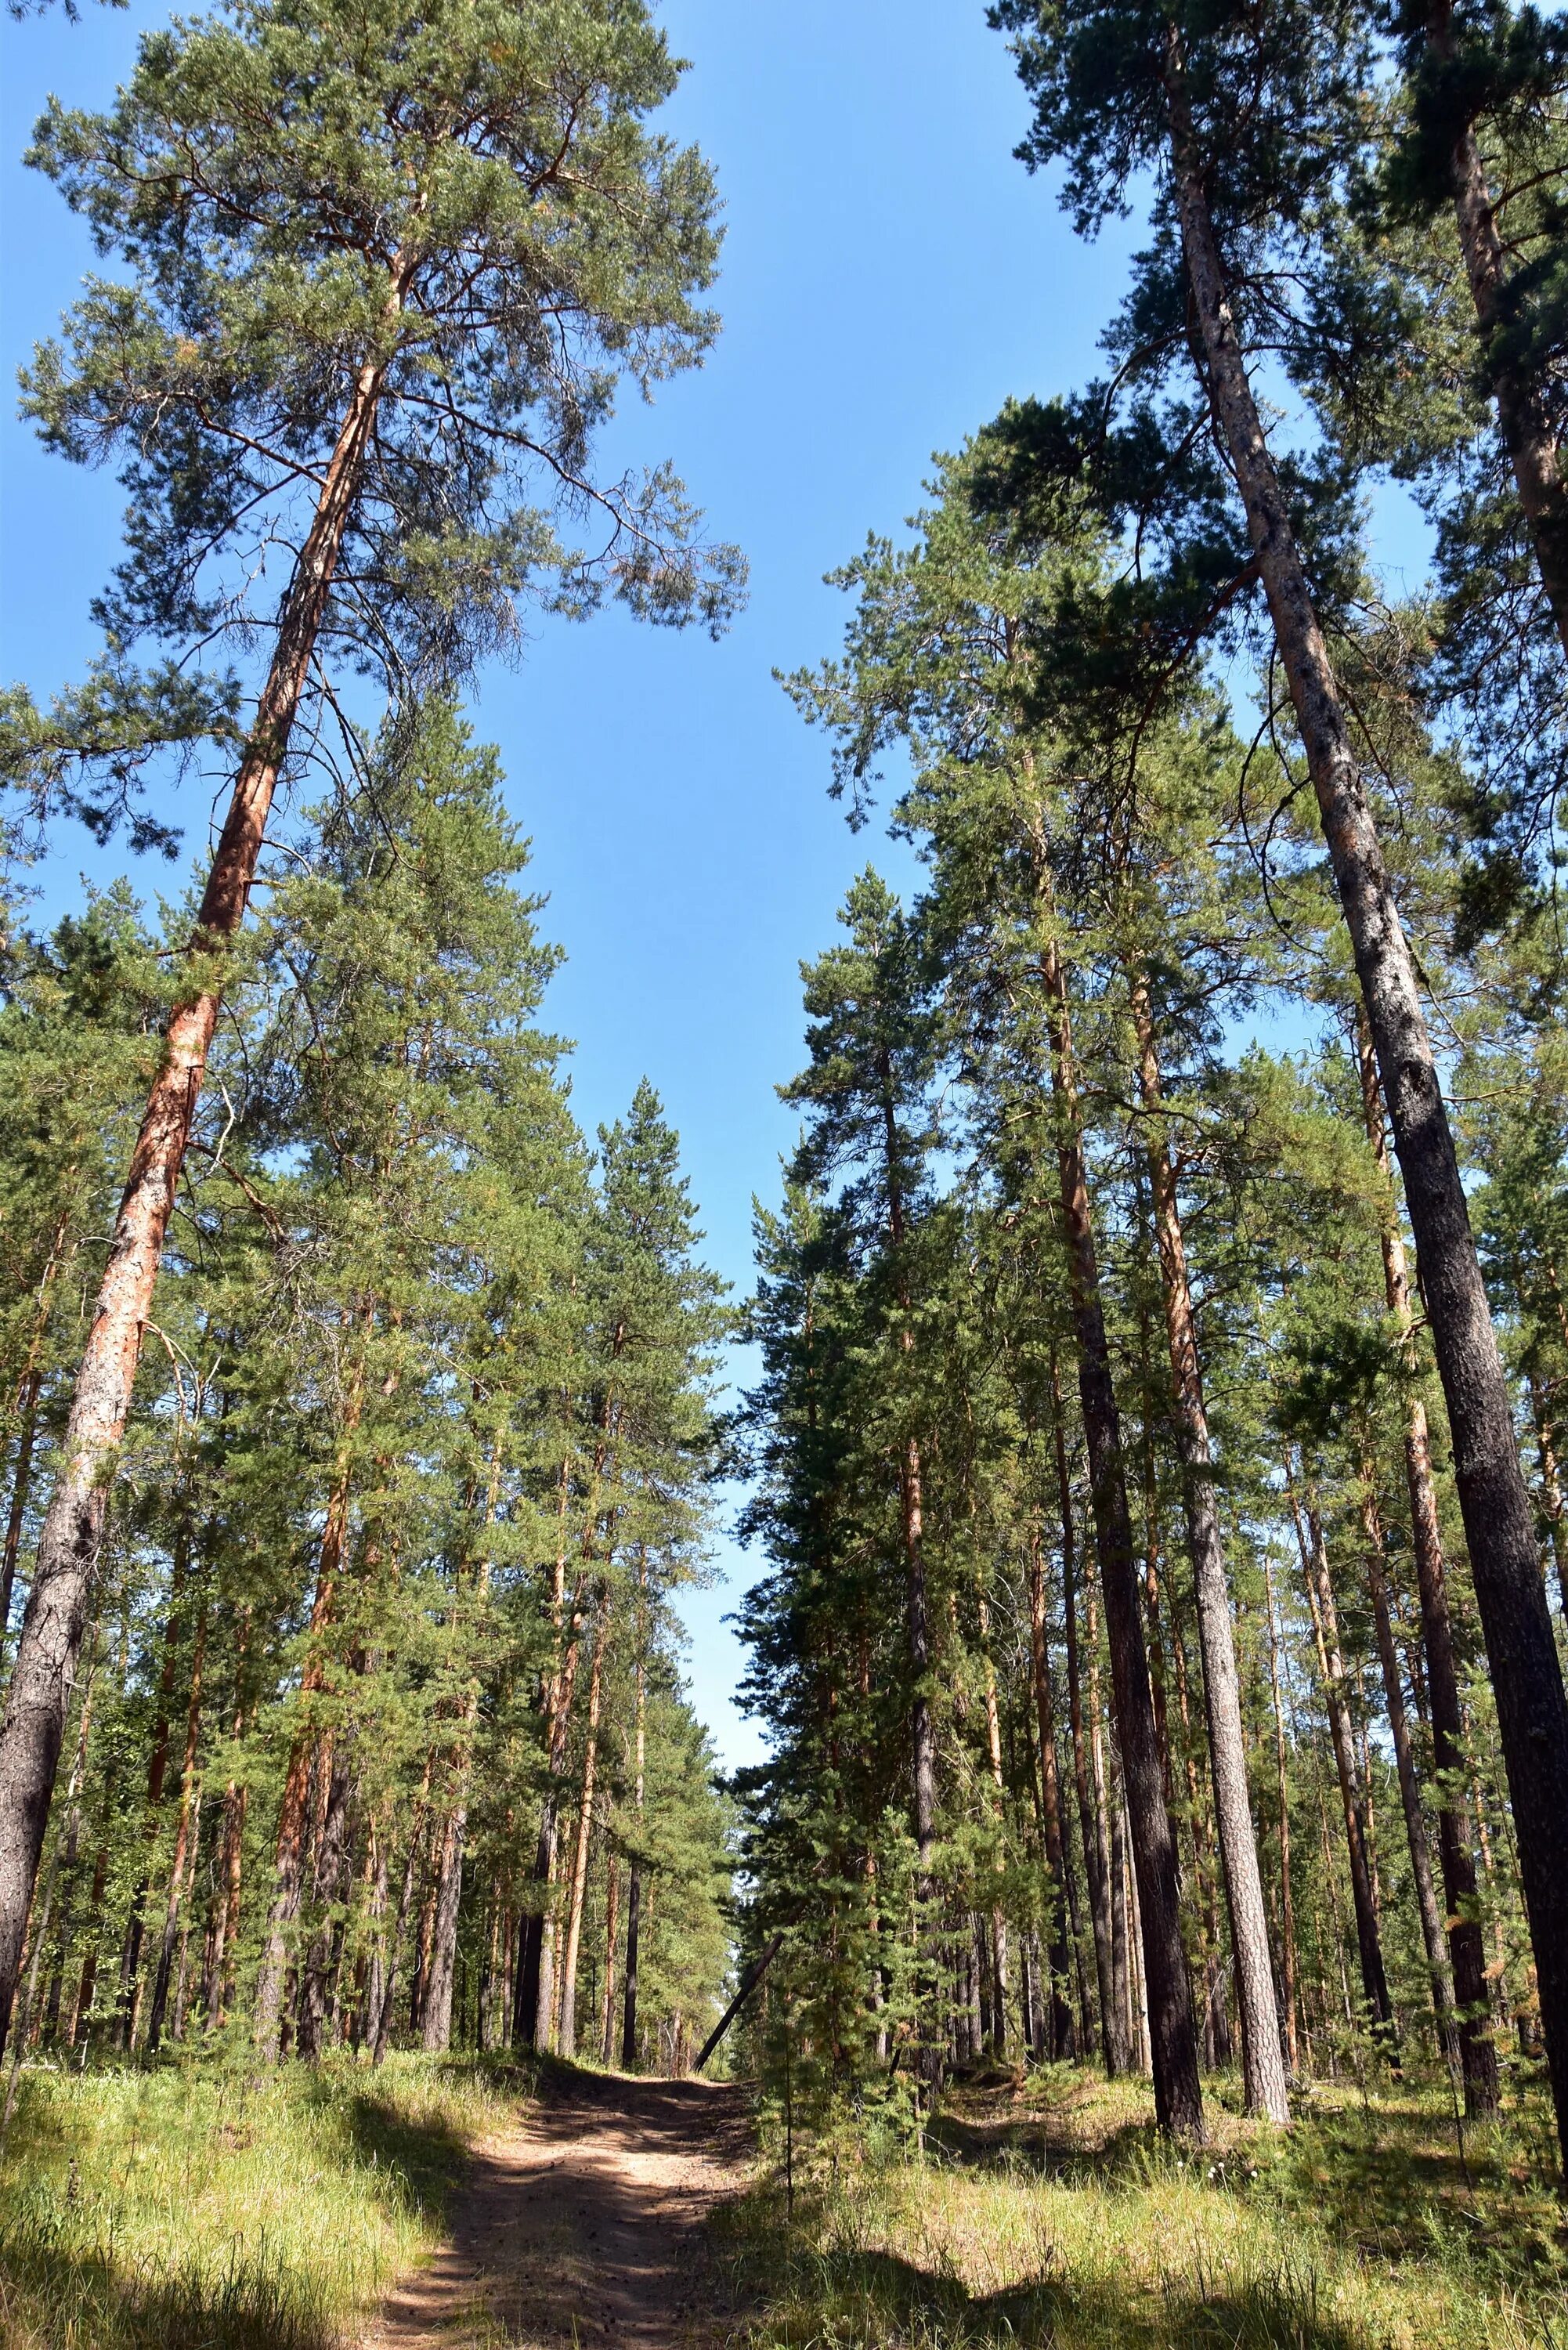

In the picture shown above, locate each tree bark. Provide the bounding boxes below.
[1290,1477,1397,2053]
[1057,1371,1118,2072]
[1027,1518,1076,2056]
[1353,1013,1499,2116]
[0,330,404,2052]
[0,1209,71,1652]
[1133,986,1289,2120]
[146,1587,207,2053]
[254,1417,360,2059]
[1044,945,1203,2137]
[557,1604,604,2061]
[1162,34,1568,2163]
[1360,1470,1461,2079]
[621,1589,647,2070]
[1263,1557,1299,2077]
[1530,1375,1568,1620]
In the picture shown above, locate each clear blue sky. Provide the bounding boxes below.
[0,3,1415,1769]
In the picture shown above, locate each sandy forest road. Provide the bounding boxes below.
[359,2070,754,2350]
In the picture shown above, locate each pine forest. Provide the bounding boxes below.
[2,3,1568,2348]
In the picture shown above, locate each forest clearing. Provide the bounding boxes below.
[3,0,1568,2342]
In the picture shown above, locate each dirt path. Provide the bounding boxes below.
[358,2070,753,2350]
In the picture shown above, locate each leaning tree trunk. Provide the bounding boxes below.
[1161,34,1568,2167]
[1353,1014,1500,2117]
[0,333,396,2055]
[1424,0,1568,661]
[1044,942,1203,2139]
[1133,985,1290,2122]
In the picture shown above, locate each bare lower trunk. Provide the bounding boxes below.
[1046,945,1202,2138]
[621,1610,647,2070]
[557,1610,605,2061]
[1163,38,1568,2164]
[1292,1479,1396,2053]
[1360,1473,1460,2077]
[1530,1378,1568,1621]
[1263,1559,1299,2077]
[0,343,396,2053]
[421,1799,466,2055]
[1355,1016,1499,2117]
[0,1210,71,1651]
[1058,1374,1118,2072]
[146,1594,207,2053]
[1133,988,1288,2121]
[1027,1518,1075,2056]
[977,1594,1010,2057]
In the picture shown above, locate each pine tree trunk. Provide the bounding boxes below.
[557,1609,605,2061]
[0,1210,70,1652]
[621,1608,647,2070]
[146,1590,207,2053]
[1057,1375,1118,2071]
[977,1594,1010,2057]
[421,1441,500,2055]
[1424,0,1568,660]
[0,345,399,2054]
[1263,1557,1299,2077]
[1162,35,1568,2164]
[1353,1016,1499,2116]
[1292,1478,1397,2052]
[1027,1519,1076,2056]
[255,1377,364,2058]
[1133,987,1289,2119]
[600,1850,620,2066]
[120,1509,189,2048]
[373,1768,432,2067]
[1360,1471,1461,2077]
[1045,946,1202,2136]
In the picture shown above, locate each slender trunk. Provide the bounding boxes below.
[1354,1014,1499,2116]
[0,1209,70,1651]
[1133,986,1289,2120]
[601,1849,620,2067]
[1290,1476,1396,2052]
[1361,1471,1460,2079]
[1044,943,1202,2137]
[977,1593,1010,2057]
[1107,1744,1132,2066]
[1027,1520,1075,2057]
[2,1658,96,2136]
[1263,1558,1299,2077]
[0,330,404,2050]
[255,1374,364,2058]
[621,1593,647,2070]
[372,1752,433,2067]
[1162,35,1568,2163]
[146,1590,207,2053]
[421,1437,501,2054]
[1058,1374,1117,2070]
[557,1606,604,2061]
[121,1509,189,2048]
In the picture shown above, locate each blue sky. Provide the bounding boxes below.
[0,2,1419,1769]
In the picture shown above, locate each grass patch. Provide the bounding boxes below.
[0,2050,533,2349]
[714,2070,1568,2350]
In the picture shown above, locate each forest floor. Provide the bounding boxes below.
[358,2066,752,2350]
[3,2052,1566,2350]
[717,2063,1568,2350]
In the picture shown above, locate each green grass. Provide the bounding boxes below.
[713,2070,1568,2350]
[0,2051,531,2349]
